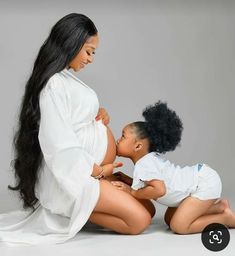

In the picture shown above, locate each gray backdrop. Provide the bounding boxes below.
[0,0,234,211]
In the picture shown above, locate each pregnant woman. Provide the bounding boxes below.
[0,13,154,245]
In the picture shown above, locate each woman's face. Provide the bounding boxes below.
[69,34,99,72]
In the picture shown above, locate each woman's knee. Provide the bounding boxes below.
[164,214,170,226]
[164,210,172,226]
[96,179,151,234]
[128,209,152,235]
[164,207,177,227]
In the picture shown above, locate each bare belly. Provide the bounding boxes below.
[101,126,117,165]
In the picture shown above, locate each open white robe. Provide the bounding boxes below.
[0,69,107,245]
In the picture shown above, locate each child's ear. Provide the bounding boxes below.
[134,142,143,152]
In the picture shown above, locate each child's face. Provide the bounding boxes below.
[116,124,137,158]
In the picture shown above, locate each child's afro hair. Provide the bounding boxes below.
[142,101,183,154]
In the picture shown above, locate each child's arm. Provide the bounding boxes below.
[131,179,166,200]
[91,162,123,178]
[112,179,166,200]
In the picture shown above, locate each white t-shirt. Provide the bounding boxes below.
[0,69,107,245]
[131,152,199,207]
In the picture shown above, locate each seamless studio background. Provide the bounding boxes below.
[0,1,235,255]
[0,0,234,215]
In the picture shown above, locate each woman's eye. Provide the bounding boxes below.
[87,51,95,56]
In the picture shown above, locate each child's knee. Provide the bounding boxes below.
[170,220,188,234]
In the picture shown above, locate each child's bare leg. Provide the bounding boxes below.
[169,197,235,234]
[164,199,230,226]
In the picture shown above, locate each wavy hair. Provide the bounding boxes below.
[9,13,98,210]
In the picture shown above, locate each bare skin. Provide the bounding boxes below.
[105,173,156,218]
[69,35,99,72]
[114,124,235,234]
[88,109,155,233]
[69,36,154,234]
[164,197,235,234]
[89,179,152,234]
[164,199,230,226]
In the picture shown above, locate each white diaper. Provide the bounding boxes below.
[191,164,222,200]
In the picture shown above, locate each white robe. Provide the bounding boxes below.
[0,69,108,245]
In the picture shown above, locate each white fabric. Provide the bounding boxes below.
[131,152,201,207]
[191,164,222,201]
[0,69,108,245]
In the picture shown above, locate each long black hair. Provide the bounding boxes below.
[131,101,183,154]
[9,13,98,210]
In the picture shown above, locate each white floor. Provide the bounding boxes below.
[0,194,234,256]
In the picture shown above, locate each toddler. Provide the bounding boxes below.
[112,101,235,234]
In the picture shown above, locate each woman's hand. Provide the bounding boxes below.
[95,107,110,125]
[111,181,132,194]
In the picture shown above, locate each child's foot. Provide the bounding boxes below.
[219,199,231,211]
[216,199,230,212]
[223,207,235,228]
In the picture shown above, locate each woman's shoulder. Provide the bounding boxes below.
[47,71,66,89]
[39,74,70,108]
[41,70,69,96]
[45,69,88,92]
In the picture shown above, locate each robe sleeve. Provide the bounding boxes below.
[38,75,96,198]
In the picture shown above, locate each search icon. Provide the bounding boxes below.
[201,223,230,252]
[213,234,219,241]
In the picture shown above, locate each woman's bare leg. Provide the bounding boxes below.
[89,179,152,234]
[105,174,156,218]
[169,197,235,234]
[137,199,156,218]
[164,207,178,226]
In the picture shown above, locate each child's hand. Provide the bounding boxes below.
[111,181,132,194]
[102,162,123,177]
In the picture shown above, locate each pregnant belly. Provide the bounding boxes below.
[101,125,117,165]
